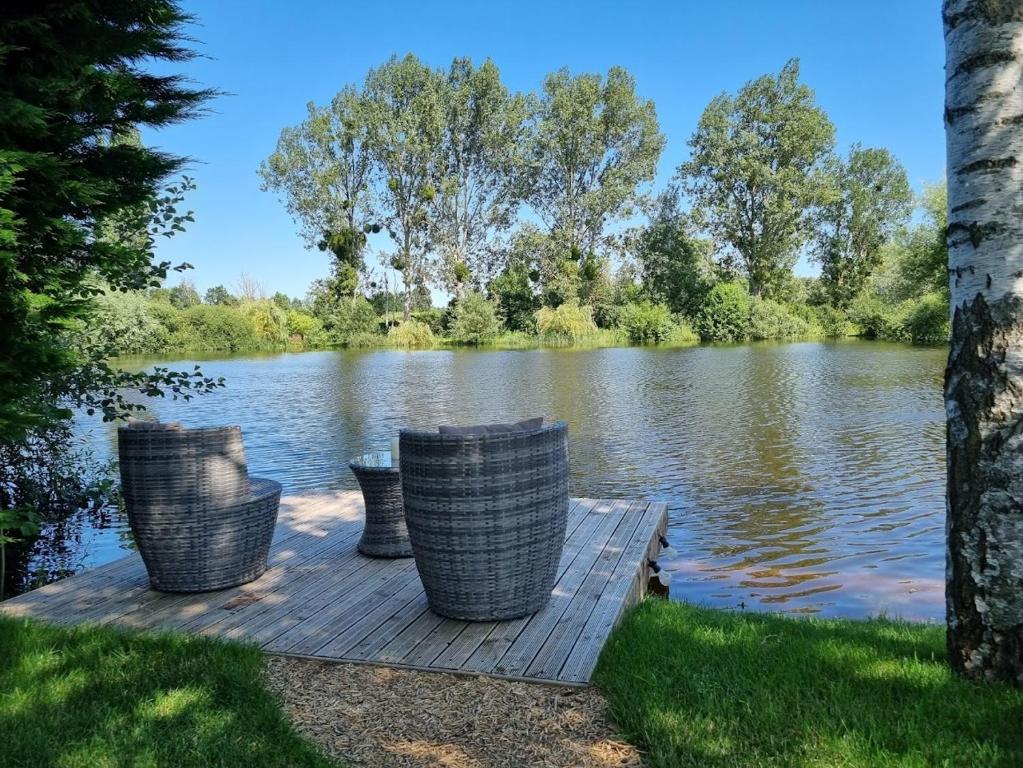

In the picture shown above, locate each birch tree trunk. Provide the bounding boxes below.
[402,274,412,323]
[943,0,1023,685]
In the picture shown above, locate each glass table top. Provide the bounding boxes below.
[348,451,396,471]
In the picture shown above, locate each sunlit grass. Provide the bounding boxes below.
[0,616,337,768]
[594,600,1023,768]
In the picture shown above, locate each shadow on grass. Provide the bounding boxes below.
[0,616,336,768]
[594,600,1023,768]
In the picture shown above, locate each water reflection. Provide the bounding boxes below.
[12,341,947,620]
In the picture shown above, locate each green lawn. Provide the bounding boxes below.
[0,616,337,768]
[594,600,1023,768]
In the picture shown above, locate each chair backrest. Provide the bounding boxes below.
[118,424,250,508]
[399,421,569,505]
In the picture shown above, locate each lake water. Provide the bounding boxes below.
[10,340,948,620]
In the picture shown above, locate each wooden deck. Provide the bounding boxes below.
[1,491,667,686]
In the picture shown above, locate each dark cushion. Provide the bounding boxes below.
[124,419,182,431]
[438,417,543,436]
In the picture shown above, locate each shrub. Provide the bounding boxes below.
[345,331,385,349]
[848,292,909,340]
[902,292,949,344]
[411,307,446,335]
[146,300,182,335]
[665,321,699,345]
[489,264,540,332]
[535,302,598,339]
[285,310,327,347]
[173,305,259,351]
[90,290,169,355]
[246,300,288,345]
[618,301,676,343]
[452,292,503,345]
[387,320,435,348]
[593,302,622,330]
[326,297,378,344]
[812,304,852,338]
[696,282,751,342]
[748,297,813,340]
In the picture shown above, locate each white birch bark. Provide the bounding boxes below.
[943,0,1023,684]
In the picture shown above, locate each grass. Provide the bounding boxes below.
[594,600,1023,768]
[9,600,1018,767]
[0,616,337,768]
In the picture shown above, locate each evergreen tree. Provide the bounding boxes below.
[0,1,219,517]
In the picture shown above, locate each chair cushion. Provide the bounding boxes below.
[438,417,543,436]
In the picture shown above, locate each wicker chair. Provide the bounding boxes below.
[399,421,570,621]
[118,423,281,592]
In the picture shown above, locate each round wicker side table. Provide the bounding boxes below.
[348,452,413,558]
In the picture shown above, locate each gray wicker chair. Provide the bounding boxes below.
[118,423,281,592]
[399,421,570,621]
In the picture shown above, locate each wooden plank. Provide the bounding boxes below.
[0,492,336,618]
[494,500,638,678]
[521,500,648,680]
[343,591,432,661]
[5,493,347,624]
[90,497,362,630]
[400,617,468,667]
[460,498,619,674]
[274,650,590,689]
[277,559,423,655]
[212,546,390,644]
[558,501,667,682]
[99,523,359,630]
[175,525,367,635]
[264,558,422,653]
[1,554,145,619]
[376,608,447,663]
[312,568,428,657]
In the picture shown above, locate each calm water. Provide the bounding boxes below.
[11,341,948,620]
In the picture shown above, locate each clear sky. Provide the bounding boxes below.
[147,0,946,301]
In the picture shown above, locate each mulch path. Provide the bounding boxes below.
[264,656,643,768]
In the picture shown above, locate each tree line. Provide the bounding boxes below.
[248,54,947,347]
[93,54,948,356]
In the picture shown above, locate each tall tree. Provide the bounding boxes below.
[205,285,238,306]
[168,278,201,308]
[871,182,949,305]
[364,54,445,321]
[636,186,716,317]
[0,0,218,442]
[679,59,835,297]
[528,66,664,259]
[259,85,376,299]
[0,1,220,534]
[943,0,1023,685]
[902,182,950,297]
[813,145,913,307]
[432,58,533,295]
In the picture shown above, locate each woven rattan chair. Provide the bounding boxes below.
[399,421,570,621]
[118,423,281,592]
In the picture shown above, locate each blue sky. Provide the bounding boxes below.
[147,0,946,301]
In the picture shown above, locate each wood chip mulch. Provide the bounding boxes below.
[264,656,643,768]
